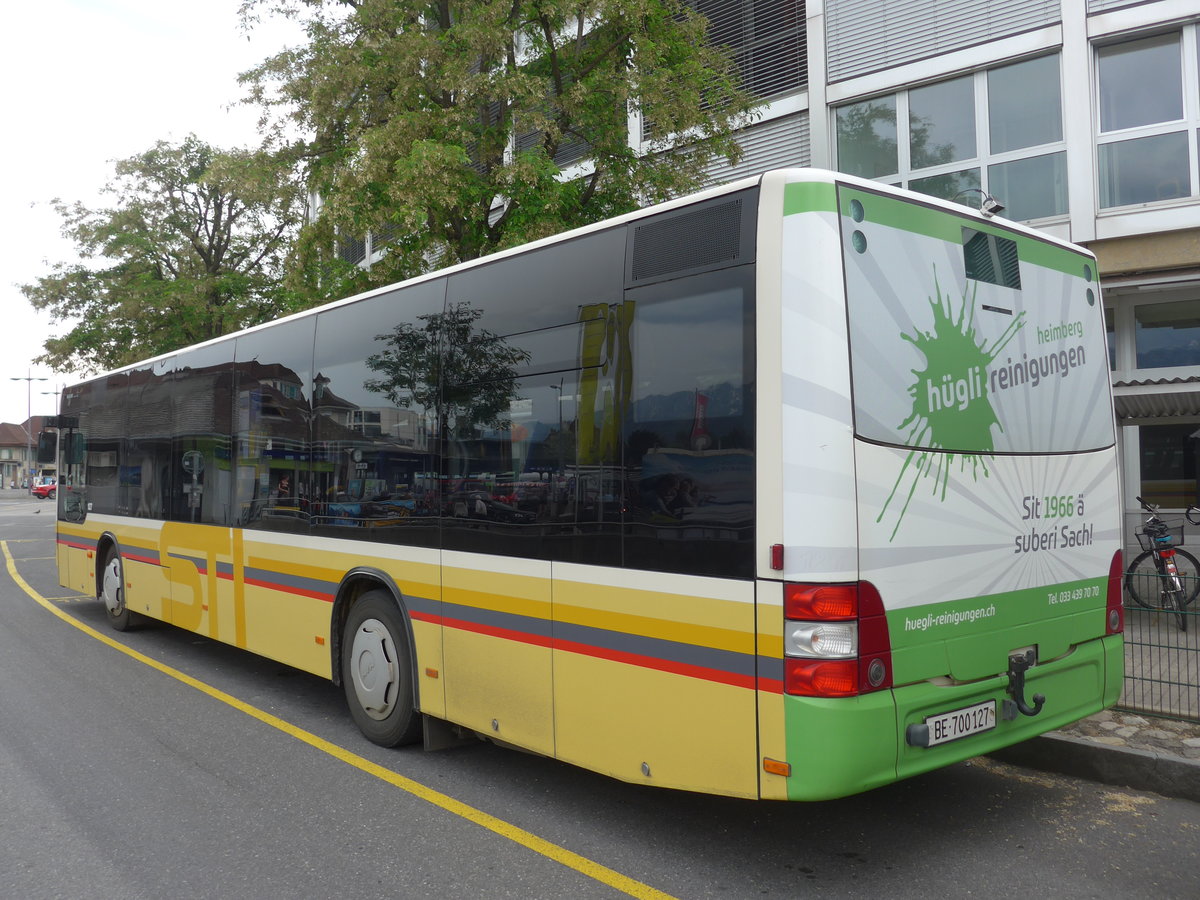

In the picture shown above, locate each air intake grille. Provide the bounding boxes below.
[629,197,748,284]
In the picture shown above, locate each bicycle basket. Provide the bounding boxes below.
[1135,518,1185,551]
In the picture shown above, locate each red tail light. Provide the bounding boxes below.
[1106,549,1124,634]
[783,581,892,697]
[785,659,859,697]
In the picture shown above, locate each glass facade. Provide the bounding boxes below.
[988,55,1063,153]
[1098,33,1183,133]
[1099,132,1191,208]
[1139,422,1200,510]
[835,55,1067,221]
[1134,299,1200,370]
[835,96,898,179]
[1096,30,1199,210]
[909,76,975,168]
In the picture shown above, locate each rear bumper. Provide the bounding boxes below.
[780,634,1122,800]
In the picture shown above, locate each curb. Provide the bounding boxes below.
[989,732,1200,803]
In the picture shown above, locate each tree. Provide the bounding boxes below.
[364,302,531,436]
[241,0,758,292]
[22,136,306,373]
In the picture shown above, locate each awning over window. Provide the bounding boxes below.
[1114,377,1200,420]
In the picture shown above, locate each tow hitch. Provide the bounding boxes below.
[1003,649,1045,720]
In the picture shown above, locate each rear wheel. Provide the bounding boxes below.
[48,489,56,500]
[342,590,421,747]
[99,548,138,631]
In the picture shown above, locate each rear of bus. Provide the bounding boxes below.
[767,171,1121,800]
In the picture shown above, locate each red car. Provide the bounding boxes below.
[31,481,56,500]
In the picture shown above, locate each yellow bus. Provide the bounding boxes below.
[54,169,1123,800]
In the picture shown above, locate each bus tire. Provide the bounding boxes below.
[99,548,138,631]
[342,590,421,747]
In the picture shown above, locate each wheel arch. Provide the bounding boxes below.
[329,568,420,709]
[94,531,122,588]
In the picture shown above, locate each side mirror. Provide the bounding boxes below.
[36,431,57,464]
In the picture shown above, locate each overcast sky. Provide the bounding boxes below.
[0,0,303,424]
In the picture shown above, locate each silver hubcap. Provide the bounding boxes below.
[101,556,124,615]
[349,618,398,720]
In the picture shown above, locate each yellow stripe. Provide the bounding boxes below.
[2,541,675,900]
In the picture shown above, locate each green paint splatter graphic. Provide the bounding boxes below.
[878,273,1024,539]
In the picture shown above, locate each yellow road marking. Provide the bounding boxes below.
[1,541,675,900]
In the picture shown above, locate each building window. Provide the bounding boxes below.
[833,96,897,179]
[692,1,808,102]
[1134,298,1200,369]
[1096,30,1198,209]
[1139,421,1200,509]
[835,55,1067,222]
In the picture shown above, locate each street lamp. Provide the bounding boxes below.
[41,388,61,484]
[10,371,48,488]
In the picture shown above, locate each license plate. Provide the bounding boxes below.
[924,701,996,747]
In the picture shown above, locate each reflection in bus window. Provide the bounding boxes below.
[235,318,316,533]
[623,266,755,579]
[312,281,445,547]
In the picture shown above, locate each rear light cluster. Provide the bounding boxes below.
[783,582,893,698]
[1106,550,1124,635]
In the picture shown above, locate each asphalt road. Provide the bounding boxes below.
[1,496,1198,899]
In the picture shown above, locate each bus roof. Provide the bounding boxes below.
[68,167,1095,384]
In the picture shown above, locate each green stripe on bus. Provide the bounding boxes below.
[837,185,1093,278]
[783,181,838,216]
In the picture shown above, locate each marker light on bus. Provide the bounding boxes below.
[1106,550,1124,635]
[783,581,893,698]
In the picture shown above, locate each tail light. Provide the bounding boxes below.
[1106,549,1124,634]
[783,581,892,697]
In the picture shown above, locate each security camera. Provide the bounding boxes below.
[980,196,1005,217]
[953,188,1005,217]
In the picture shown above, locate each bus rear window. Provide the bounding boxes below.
[840,191,1114,455]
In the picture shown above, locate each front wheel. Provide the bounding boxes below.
[1125,548,1200,613]
[99,548,138,631]
[341,590,421,747]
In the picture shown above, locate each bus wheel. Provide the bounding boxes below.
[99,549,137,631]
[342,590,421,747]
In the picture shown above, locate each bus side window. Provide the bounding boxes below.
[622,265,756,580]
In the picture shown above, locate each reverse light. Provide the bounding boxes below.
[783,581,893,698]
[785,621,857,658]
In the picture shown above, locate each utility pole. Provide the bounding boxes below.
[10,370,48,488]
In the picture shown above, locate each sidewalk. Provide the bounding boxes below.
[990,709,1200,802]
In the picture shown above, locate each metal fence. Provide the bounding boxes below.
[1119,571,1200,722]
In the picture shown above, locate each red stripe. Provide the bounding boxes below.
[552,636,756,690]
[60,539,773,693]
[756,677,784,695]
[441,614,554,649]
[121,552,160,566]
[242,576,334,603]
[430,614,757,690]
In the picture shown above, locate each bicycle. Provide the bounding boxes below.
[1123,496,1200,632]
